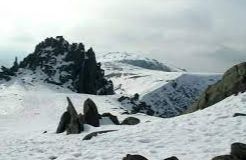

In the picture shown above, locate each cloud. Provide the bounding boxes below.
[0,0,245,72]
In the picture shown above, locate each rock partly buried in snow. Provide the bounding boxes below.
[188,62,246,112]
[122,154,148,160]
[83,98,100,127]
[233,113,246,117]
[121,117,140,125]
[211,142,246,160]
[0,36,114,95]
[83,130,117,140]
[56,97,83,134]
[118,95,154,116]
[211,155,240,160]
[231,142,246,159]
[163,156,179,160]
[101,113,120,125]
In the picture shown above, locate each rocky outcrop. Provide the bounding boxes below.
[0,36,114,95]
[188,62,246,112]
[118,94,154,116]
[56,97,83,134]
[84,98,100,127]
[122,154,148,160]
[121,117,140,125]
[83,130,117,140]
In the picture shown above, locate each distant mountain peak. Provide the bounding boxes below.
[97,52,185,72]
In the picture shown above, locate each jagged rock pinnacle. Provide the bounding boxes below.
[0,36,114,95]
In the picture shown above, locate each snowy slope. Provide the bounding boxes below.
[141,73,221,117]
[97,52,183,72]
[97,52,221,117]
[0,80,245,160]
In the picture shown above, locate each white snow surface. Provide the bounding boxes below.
[0,79,246,160]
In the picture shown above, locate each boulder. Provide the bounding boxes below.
[211,155,240,160]
[123,154,148,160]
[83,130,117,140]
[84,98,100,127]
[231,142,246,159]
[56,97,83,134]
[101,113,120,125]
[163,156,179,160]
[188,62,246,112]
[121,117,140,125]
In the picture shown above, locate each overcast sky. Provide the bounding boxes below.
[0,0,245,72]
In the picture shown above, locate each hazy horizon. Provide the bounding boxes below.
[0,0,246,72]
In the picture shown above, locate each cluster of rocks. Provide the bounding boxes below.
[0,36,114,95]
[122,143,246,160]
[188,62,246,112]
[56,97,140,136]
[118,94,155,116]
[0,57,19,81]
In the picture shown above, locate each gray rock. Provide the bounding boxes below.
[123,154,148,160]
[66,97,82,134]
[121,117,140,125]
[56,111,71,133]
[231,142,246,159]
[84,98,100,127]
[211,155,240,160]
[83,130,117,140]
[56,97,83,134]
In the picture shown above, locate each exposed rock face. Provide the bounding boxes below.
[83,130,117,140]
[121,117,140,125]
[56,97,83,134]
[188,62,246,112]
[122,154,148,160]
[0,36,114,95]
[83,98,100,127]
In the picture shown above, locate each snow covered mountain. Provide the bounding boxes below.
[97,52,221,117]
[0,44,221,118]
[97,52,183,72]
[0,36,245,160]
[0,78,245,160]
